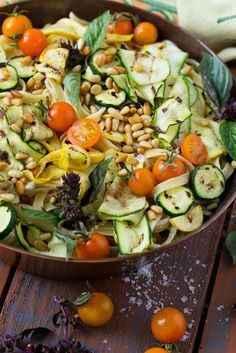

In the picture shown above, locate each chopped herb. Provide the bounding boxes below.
[61,42,85,68]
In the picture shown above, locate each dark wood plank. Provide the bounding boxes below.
[199,201,236,353]
[0,210,227,353]
[0,263,11,307]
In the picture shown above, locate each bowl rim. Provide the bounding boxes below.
[0,0,235,265]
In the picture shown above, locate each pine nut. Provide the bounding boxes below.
[15,180,24,195]
[126,155,138,165]
[207,202,218,210]
[10,124,21,134]
[118,122,125,133]
[93,53,106,67]
[80,95,84,104]
[23,114,34,123]
[6,92,13,98]
[90,74,101,83]
[11,177,17,184]
[26,161,37,170]
[113,82,120,93]
[21,56,32,65]
[90,105,98,113]
[120,106,130,115]
[90,84,102,95]
[137,133,151,142]
[0,193,15,202]
[129,116,143,124]
[27,77,36,89]
[137,147,145,154]
[105,117,112,132]
[125,132,133,146]
[20,176,28,184]
[122,145,134,153]
[133,62,143,72]
[151,139,160,148]
[32,89,44,95]
[104,47,117,55]
[105,77,113,89]
[143,102,152,116]
[72,65,81,73]
[105,55,113,64]
[34,239,48,251]
[107,68,118,75]
[132,123,143,132]
[150,205,163,215]
[0,162,8,171]
[147,210,157,221]
[231,161,236,169]
[139,141,152,149]
[144,127,154,134]
[112,118,119,131]
[8,170,23,178]
[137,108,143,115]
[116,153,128,164]
[25,181,36,190]
[77,38,85,50]
[99,121,105,130]
[33,82,42,90]
[132,130,145,139]
[201,120,209,127]
[143,119,152,127]
[118,168,128,176]
[180,65,192,75]
[108,108,124,121]
[2,97,11,106]
[11,98,22,106]
[0,67,10,80]
[124,124,132,134]
[85,92,91,106]
[115,66,126,74]
[130,107,137,114]
[25,157,35,164]
[83,45,90,56]
[40,232,51,241]
[15,118,24,128]
[11,90,23,98]
[80,81,91,95]
[50,196,56,204]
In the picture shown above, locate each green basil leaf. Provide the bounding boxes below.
[83,10,111,53]
[82,157,113,205]
[72,292,92,306]
[199,53,233,108]
[219,120,236,161]
[64,71,81,109]
[53,230,76,260]
[20,327,52,340]
[21,207,60,225]
[225,231,236,264]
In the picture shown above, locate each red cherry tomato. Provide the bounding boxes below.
[128,168,155,196]
[181,133,208,165]
[74,232,110,260]
[46,102,78,132]
[134,22,158,45]
[19,28,47,57]
[152,154,186,183]
[67,118,101,149]
[2,14,32,40]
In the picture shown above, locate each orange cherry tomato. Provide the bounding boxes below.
[19,28,47,57]
[151,307,187,344]
[152,154,186,183]
[181,133,208,165]
[144,348,168,353]
[77,292,114,327]
[108,17,134,35]
[128,168,155,196]
[74,232,110,260]
[133,22,158,46]
[46,102,77,133]
[67,118,101,149]
[2,14,32,40]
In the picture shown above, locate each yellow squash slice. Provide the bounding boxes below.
[169,205,203,232]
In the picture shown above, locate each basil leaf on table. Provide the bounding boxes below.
[225,231,236,264]
[21,207,60,225]
[64,71,81,109]
[199,53,233,108]
[19,327,52,340]
[81,157,113,205]
[219,120,236,161]
[83,10,111,53]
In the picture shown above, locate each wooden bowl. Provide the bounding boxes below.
[0,0,235,279]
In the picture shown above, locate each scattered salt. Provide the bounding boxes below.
[181,296,188,303]
[216,305,224,311]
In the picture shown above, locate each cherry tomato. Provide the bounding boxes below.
[2,14,32,40]
[46,102,77,132]
[67,118,101,149]
[77,292,114,326]
[108,17,133,35]
[19,28,47,57]
[152,154,186,183]
[181,133,208,165]
[74,232,110,260]
[151,307,187,344]
[128,168,155,196]
[134,22,158,46]
[144,348,168,353]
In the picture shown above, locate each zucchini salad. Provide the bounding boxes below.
[0,9,234,259]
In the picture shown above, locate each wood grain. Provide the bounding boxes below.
[0,263,11,308]
[199,201,236,353]
[0,211,227,353]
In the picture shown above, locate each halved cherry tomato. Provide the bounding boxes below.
[108,17,134,35]
[151,307,187,344]
[181,133,208,165]
[77,292,114,327]
[128,168,155,196]
[2,14,32,40]
[144,348,168,353]
[19,28,47,57]
[133,22,158,46]
[74,232,110,260]
[67,118,101,149]
[152,154,186,183]
[46,102,77,132]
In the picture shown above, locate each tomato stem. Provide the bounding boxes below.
[0,5,28,17]
[159,151,178,176]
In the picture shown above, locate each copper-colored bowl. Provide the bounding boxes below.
[0,0,235,279]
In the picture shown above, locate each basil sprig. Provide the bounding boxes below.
[21,207,60,225]
[225,231,236,264]
[219,120,236,161]
[64,71,81,109]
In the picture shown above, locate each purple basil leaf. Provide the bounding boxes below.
[19,327,52,340]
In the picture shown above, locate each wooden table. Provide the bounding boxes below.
[0,202,235,352]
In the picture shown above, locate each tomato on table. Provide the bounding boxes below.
[46,102,77,132]
[2,11,32,40]
[181,133,208,165]
[144,348,168,353]
[108,13,134,35]
[134,22,158,45]
[128,168,155,196]
[77,292,114,326]
[19,28,47,57]
[151,307,187,344]
[152,154,186,183]
[74,232,110,260]
[67,118,101,149]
